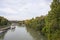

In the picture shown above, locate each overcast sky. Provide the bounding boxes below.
[0,0,52,20]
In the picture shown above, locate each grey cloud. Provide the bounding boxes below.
[0,0,52,20]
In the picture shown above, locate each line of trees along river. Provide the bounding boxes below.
[0,0,60,40]
[0,16,11,28]
[24,0,60,40]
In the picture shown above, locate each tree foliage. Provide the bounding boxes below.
[0,16,9,27]
[24,0,60,40]
[25,16,45,31]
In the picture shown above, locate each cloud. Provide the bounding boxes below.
[0,8,18,14]
[0,0,52,20]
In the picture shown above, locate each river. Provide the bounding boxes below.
[0,23,47,40]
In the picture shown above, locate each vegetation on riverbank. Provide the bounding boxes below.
[0,0,60,40]
[0,16,11,28]
[24,0,60,40]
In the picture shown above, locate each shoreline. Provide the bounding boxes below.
[0,27,10,34]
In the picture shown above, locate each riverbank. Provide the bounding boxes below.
[0,27,10,34]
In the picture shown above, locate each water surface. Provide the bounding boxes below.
[0,24,47,40]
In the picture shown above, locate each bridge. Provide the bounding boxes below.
[9,20,25,25]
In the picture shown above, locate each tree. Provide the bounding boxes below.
[0,16,9,27]
[42,0,60,40]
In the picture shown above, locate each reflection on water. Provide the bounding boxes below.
[0,30,8,40]
[0,24,47,40]
[10,28,16,32]
[26,27,47,40]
